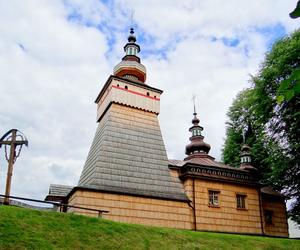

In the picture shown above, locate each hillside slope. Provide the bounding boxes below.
[0,206,299,250]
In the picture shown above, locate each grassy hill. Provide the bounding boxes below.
[0,206,299,250]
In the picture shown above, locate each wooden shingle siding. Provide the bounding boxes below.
[78,103,188,201]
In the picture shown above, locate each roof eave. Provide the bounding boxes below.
[95,75,163,103]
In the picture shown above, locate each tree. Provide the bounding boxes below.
[222,29,300,224]
[290,0,300,19]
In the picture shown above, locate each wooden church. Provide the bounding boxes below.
[45,29,288,237]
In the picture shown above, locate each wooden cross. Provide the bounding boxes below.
[0,129,28,204]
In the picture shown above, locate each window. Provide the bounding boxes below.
[209,190,219,206]
[264,210,273,225]
[125,85,128,90]
[236,194,246,209]
[147,92,150,96]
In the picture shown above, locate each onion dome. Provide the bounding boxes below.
[185,111,211,156]
[113,28,147,83]
[240,144,257,171]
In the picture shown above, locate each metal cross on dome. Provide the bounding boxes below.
[0,129,28,205]
[192,94,197,114]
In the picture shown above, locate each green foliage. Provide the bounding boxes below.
[222,89,273,180]
[222,29,300,224]
[1,206,300,250]
[277,68,300,103]
[290,0,300,18]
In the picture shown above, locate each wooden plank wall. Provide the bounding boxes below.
[184,179,263,234]
[68,176,288,237]
[68,190,193,230]
[262,196,289,237]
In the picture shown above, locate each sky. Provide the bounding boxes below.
[0,0,299,236]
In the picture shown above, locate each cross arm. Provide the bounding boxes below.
[0,140,28,147]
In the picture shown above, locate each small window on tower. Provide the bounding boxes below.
[147,92,150,96]
[208,190,220,207]
[236,194,246,209]
[125,85,128,90]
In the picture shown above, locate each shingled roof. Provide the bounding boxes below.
[169,158,248,172]
[261,186,286,198]
[45,184,73,202]
[77,104,189,202]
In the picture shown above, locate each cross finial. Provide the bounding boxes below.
[242,129,246,144]
[130,10,135,28]
[192,95,197,115]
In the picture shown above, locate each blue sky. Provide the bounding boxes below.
[0,0,299,236]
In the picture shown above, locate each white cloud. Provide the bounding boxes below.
[119,0,298,45]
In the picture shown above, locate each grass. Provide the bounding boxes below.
[0,206,299,250]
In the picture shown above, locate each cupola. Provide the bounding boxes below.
[239,144,257,171]
[113,28,147,83]
[185,108,211,158]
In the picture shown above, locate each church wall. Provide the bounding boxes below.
[262,196,289,237]
[184,178,263,234]
[68,190,193,230]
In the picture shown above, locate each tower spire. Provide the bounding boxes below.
[113,28,147,83]
[185,102,211,158]
[128,27,137,43]
[239,143,257,171]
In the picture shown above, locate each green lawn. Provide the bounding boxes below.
[0,205,299,250]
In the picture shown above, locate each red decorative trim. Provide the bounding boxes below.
[112,85,160,101]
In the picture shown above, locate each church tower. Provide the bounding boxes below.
[77,29,187,201]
